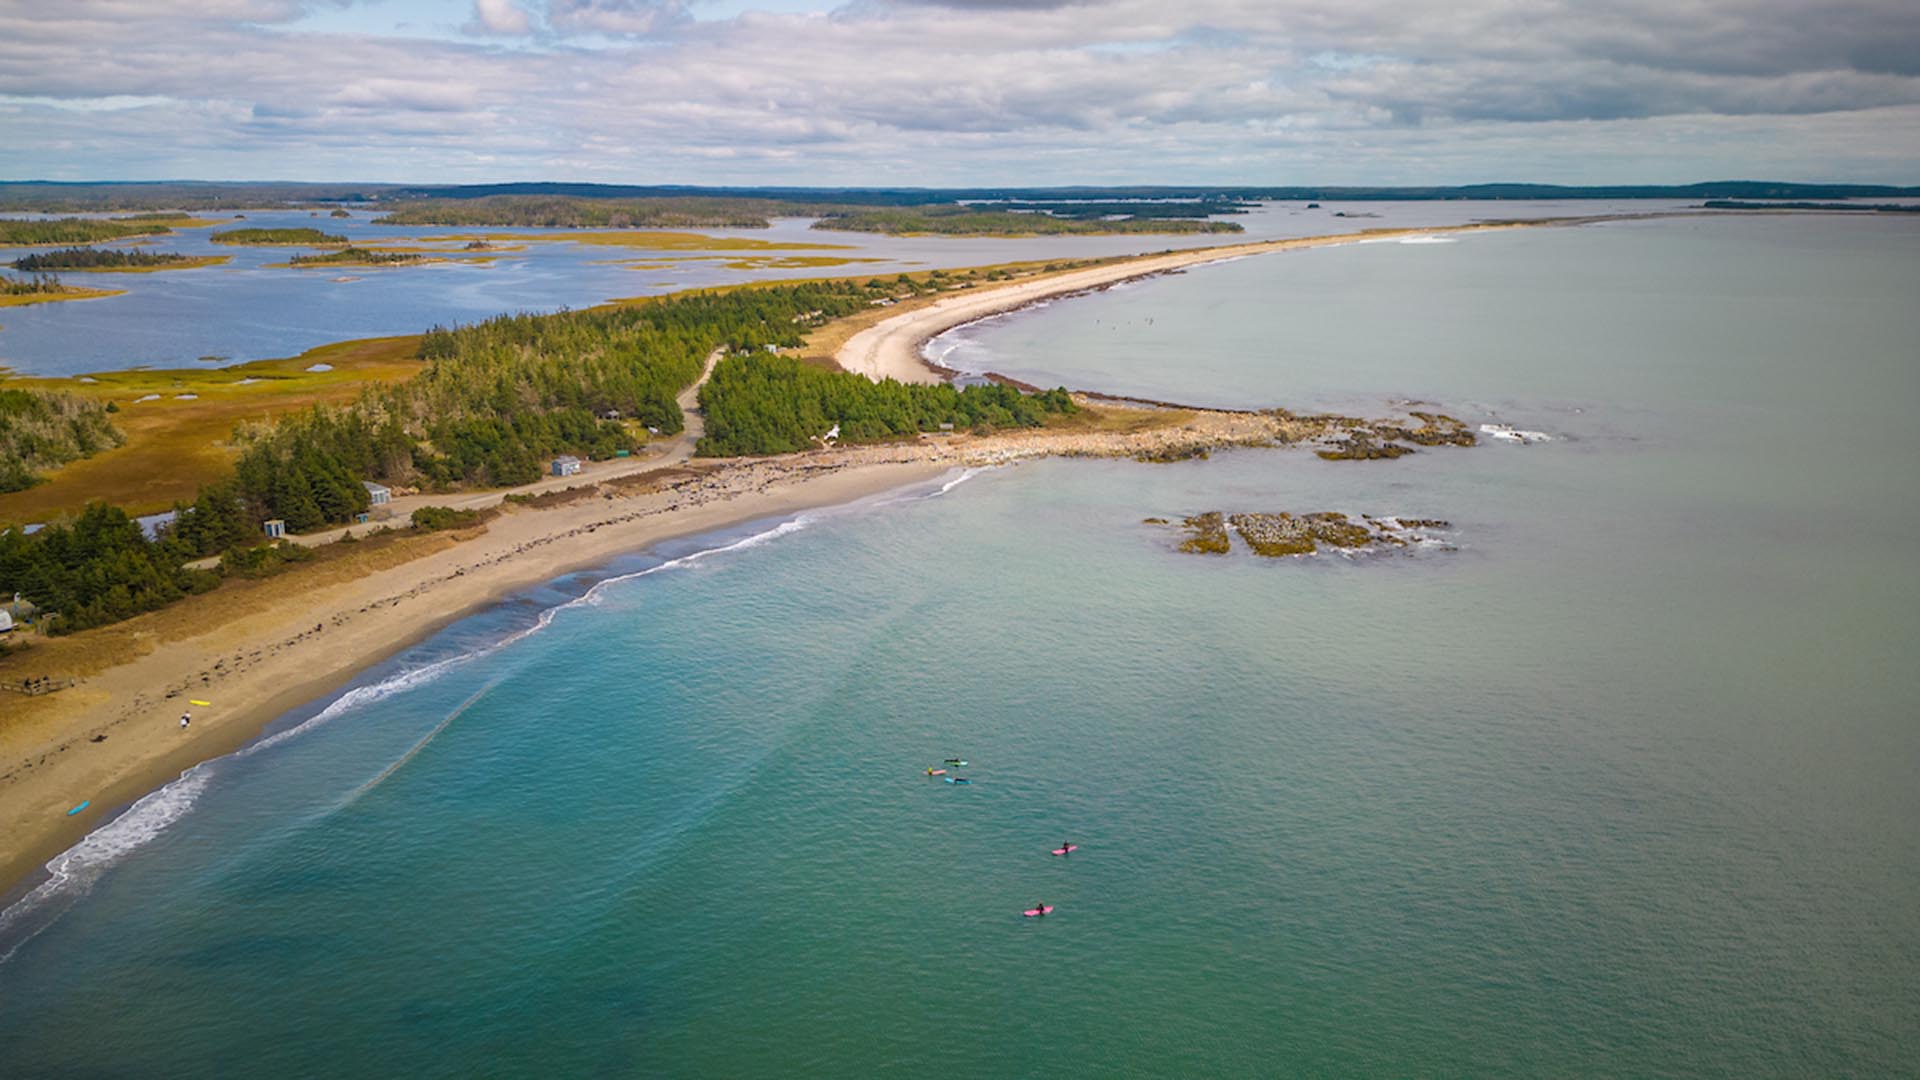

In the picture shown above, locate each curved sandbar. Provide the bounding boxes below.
[836,220,1576,385]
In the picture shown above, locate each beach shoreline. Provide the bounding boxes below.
[0,456,948,901]
[0,215,1622,903]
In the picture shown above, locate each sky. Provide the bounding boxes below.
[2,0,1917,186]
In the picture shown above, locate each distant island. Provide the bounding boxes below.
[810,206,1244,236]
[1703,200,1920,212]
[0,217,172,246]
[0,273,126,308]
[209,227,346,245]
[285,247,424,268]
[12,247,230,273]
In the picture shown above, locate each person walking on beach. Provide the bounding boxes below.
[179,711,191,730]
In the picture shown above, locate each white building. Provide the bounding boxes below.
[361,481,391,505]
[552,455,583,477]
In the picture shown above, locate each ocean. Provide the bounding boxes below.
[1,212,1915,1076]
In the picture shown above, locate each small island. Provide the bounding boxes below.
[209,227,347,245]
[0,273,127,308]
[285,246,425,268]
[12,247,230,274]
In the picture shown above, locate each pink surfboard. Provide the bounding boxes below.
[927,768,947,776]
[1050,845,1078,856]
[1023,906,1055,917]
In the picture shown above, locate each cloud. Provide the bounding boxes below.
[544,0,693,36]
[0,0,1916,183]
[467,0,535,35]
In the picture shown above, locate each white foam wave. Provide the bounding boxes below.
[0,515,818,960]
[0,763,215,963]
[1398,235,1457,245]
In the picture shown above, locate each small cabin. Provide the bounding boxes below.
[598,409,621,421]
[361,481,391,505]
[263,519,287,539]
[552,455,583,477]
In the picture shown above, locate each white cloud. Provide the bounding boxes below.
[0,0,1916,183]
[468,0,535,35]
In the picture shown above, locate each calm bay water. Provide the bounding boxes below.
[0,200,1696,378]
[1,214,1916,1076]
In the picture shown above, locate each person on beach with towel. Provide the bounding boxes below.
[179,711,191,730]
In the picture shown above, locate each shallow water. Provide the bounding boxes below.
[1,214,1915,1076]
[0,200,1696,377]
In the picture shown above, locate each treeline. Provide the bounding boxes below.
[0,505,219,633]
[287,247,420,266]
[210,227,345,245]
[1701,200,1920,213]
[0,388,124,493]
[0,218,170,246]
[699,354,1075,456]
[13,247,191,271]
[812,207,1243,237]
[1,274,70,297]
[373,195,788,229]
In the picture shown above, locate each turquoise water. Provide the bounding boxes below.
[1,215,1916,1076]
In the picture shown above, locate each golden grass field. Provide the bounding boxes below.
[0,335,424,524]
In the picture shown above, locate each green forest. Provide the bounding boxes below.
[13,247,193,271]
[699,355,1074,455]
[0,388,124,493]
[811,206,1243,236]
[210,227,345,245]
[0,217,170,245]
[0,504,220,634]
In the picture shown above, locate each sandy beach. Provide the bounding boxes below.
[0,220,1570,900]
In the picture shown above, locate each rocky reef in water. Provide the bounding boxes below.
[1153,511,1453,557]
[1314,411,1475,461]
